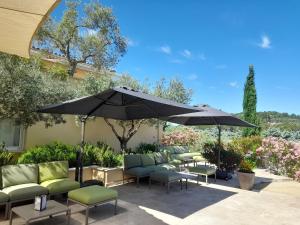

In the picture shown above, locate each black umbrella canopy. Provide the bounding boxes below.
[164,104,255,127]
[163,104,256,170]
[38,87,198,120]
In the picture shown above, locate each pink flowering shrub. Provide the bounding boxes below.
[257,137,300,180]
[161,128,200,146]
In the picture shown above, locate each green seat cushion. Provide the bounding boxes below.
[187,166,216,175]
[141,154,155,166]
[68,185,117,205]
[2,164,38,188]
[125,167,153,177]
[39,161,69,183]
[144,165,167,172]
[150,171,182,182]
[40,178,80,195]
[154,152,168,164]
[124,154,142,169]
[172,152,201,160]
[2,183,48,201]
[0,191,9,203]
[169,159,182,165]
[193,155,205,162]
[157,163,176,171]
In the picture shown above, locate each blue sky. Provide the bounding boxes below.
[52,0,300,114]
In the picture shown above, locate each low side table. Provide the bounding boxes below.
[9,200,70,225]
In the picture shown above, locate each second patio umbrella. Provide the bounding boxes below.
[163,104,256,169]
[38,86,198,183]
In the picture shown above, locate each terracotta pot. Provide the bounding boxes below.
[237,171,255,190]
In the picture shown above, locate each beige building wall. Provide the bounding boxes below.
[24,115,162,152]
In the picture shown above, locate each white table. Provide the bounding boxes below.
[9,200,70,225]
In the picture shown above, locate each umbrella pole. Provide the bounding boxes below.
[75,117,86,184]
[217,125,221,169]
[157,119,160,149]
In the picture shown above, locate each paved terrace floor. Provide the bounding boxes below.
[1,169,299,225]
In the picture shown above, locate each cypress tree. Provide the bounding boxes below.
[243,65,260,136]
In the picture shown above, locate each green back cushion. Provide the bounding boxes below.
[141,154,155,166]
[154,152,168,164]
[39,161,69,183]
[2,164,38,188]
[124,154,142,169]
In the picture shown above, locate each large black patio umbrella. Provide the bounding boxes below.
[38,86,198,183]
[163,104,256,169]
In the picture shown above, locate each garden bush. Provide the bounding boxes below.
[161,127,200,146]
[227,136,262,167]
[256,137,300,180]
[202,142,242,172]
[17,142,78,167]
[18,141,123,168]
[0,142,15,166]
[134,143,158,154]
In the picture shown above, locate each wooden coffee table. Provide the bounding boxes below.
[9,200,70,225]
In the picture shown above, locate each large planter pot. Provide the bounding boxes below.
[237,171,255,190]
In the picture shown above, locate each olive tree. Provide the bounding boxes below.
[35,0,127,77]
[0,53,78,128]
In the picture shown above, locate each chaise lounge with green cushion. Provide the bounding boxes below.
[39,161,80,196]
[161,146,205,164]
[1,164,49,217]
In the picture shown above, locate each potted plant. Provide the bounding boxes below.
[237,160,255,190]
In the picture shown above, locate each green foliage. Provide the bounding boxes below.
[18,142,78,167]
[228,136,262,167]
[35,0,127,76]
[239,160,255,173]
[202,142,242,171]
[0,53,78,127]
[228,136,262,155]
[17,141,122,168]
[237,111,300,132]
[242,65,260,136]
[154,78,193,130]
[0,143,15,166]
[262,127,300,141]
[48,64,69,81]
[134,143,158,154]
[83,73,114,95]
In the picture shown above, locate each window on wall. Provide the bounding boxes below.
[0,119,24,151]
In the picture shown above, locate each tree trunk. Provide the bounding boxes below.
[120,139,128,154]
[68,62,77,77]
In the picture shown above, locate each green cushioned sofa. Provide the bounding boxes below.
[0,161,80,219]
[1,164,48,218]
[39,161,80,195]
[123,153,176,186]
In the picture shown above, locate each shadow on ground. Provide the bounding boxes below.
[114,180,237,219]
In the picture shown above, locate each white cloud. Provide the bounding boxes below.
[229,81,238,88]
[216,64,227,69]
[181,49,192,58]
[259,35,271,49]
[126,37,139,47]
[188,74,198,80]
[159,45,172,54]
[198,53,206,61]
[170,59,184,64]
